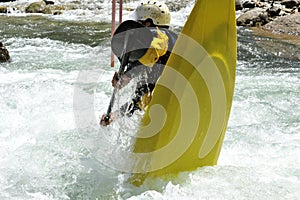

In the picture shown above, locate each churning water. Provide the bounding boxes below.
[0,0,299,199]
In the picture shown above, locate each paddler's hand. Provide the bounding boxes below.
[111,72,130,89]
[100,113,115,126]
[111,71,119,88]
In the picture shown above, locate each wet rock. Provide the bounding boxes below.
[42,5,65,15]
[44,0,55,5]
[267,6,282,17]
[263,12,300,35]
[236,0,243,11]
[237,8,270,26]
[165,0,191,12]
[281,0,300,8]
[24,1,65,15]
[25,1,47,13]
[243,0,256,8]
[0,42,10,63]
[236,0,300,36]
[0,6,8,13]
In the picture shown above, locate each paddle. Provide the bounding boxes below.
[103,32,130,123]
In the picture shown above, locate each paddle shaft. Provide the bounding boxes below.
[104,32,130,122]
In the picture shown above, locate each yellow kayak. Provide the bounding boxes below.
[128,0,237,186]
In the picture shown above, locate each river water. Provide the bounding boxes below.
[0,0,299,199]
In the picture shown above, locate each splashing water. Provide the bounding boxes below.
[0,1,299,199]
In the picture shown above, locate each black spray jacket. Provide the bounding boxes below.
[119,27,178,116]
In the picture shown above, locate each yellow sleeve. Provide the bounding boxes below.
[138,28,169,67]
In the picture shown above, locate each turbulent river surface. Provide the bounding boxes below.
[0,0,300,199]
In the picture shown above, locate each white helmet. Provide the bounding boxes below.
[134,1,171,26]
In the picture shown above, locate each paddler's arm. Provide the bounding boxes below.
[111,59,145,89]
[111,71,131,89]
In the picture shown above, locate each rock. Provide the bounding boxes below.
[44,0,55,5]
[281,0,300,8]
[1,0,299,40]
[237,8,270,26]
[243,0,256,8]
[0,6,8,13]
[42,6,53,14]
[263,12,300,35]
[24,0,64,15]
[267,6,281,17]
[236,0,243,11]
[25,1,47,13]
[165,0,191,12]
[42,5,65,15]
[0,42,10,63]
